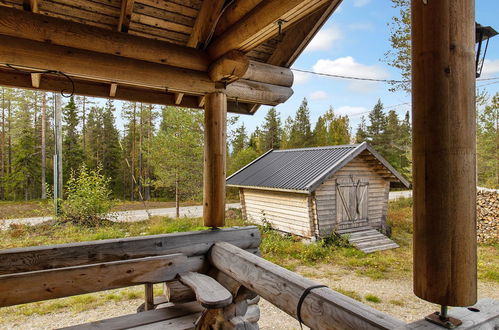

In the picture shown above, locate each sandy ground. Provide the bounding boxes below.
[1,263,497,330]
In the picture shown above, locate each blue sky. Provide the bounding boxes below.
[234,0,499,134]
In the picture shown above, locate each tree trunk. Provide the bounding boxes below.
[139,103,143,199]
[8,99,12,175]
[131,103,136,201]
[82,96,86,155]
[175,172,179,218]
[144,105,152,201]
[41,93,47,199]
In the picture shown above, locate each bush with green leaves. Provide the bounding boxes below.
[60,165,115,226]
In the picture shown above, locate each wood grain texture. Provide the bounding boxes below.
[165,280,196,303]
[0,7,209,71]
[0,254,206,307]
[411,0,477,306]
[187,0,224,48]
[60,301,204,330]
[210,242,405,330]
[118,0,135,32]
[213,0,262,37]
[203,92,227,227]
[178,271,232,309]
[0,226,261,275]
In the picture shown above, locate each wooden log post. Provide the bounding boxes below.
[412,0,477,306]
[203,92,227,227]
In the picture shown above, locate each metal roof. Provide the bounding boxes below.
[226,142,410,193]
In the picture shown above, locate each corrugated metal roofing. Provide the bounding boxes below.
[226,144,360,192]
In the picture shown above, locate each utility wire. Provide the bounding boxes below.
[292,67,499,83]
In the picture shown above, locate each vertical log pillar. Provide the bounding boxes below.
[412,0,477,306]
[203,92,227,227]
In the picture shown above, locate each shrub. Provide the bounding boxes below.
[60,165,115,226]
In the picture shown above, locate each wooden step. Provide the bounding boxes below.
[343,228,399,253]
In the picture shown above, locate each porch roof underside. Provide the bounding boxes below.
[227,142,411,193]
[0,0,342,114]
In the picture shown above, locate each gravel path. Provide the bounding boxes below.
[1,262,496,329]
[0,191,413,230]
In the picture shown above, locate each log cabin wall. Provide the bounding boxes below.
[314,154,390,236]
[241,188,313,238]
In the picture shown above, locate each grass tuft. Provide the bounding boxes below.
[365,294,381,303]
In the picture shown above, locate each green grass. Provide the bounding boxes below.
[334,288,362,301]
[365,294,381,303]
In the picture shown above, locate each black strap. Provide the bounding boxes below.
[297,284,328,329]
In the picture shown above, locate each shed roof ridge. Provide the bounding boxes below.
[273,144,359,152]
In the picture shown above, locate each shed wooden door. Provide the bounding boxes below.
[336,176,368,224]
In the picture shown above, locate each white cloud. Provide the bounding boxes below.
[305,27,342,52]
[481,59,499,78]
[293,70,311,84]
[309,90,329,100]
[336,106,369,116]
[348,22,373,31]
[353,0,371,7]
[312,56,389,92]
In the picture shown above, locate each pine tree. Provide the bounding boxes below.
[249,126,264,154]
[289,98,312,148]
[280,116,294,149]
[355,116,368,143]
[313,115,328,146]
[231,123,248,155]
[477,93,499,188]
[261,107,282,150]
[101,100,122,195]
[62,96,83,182]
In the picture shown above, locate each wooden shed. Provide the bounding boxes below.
[227,142,410,252]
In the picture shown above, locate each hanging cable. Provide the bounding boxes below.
[5,64,75,97]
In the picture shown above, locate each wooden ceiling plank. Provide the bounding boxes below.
[208,0,330,60]
[187,0,225,48]
[213,0,262,37]
[0,7,209,72]
[118,0,135,32]
[0,35,292,105]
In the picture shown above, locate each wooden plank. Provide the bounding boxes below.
[0,254,206,307]
[145,283,154,311]
[165,281,196,303]
[213,0,262,37]
[187,0,224,48]
[0,35,293,105]
[209,242,405,330]
[178,272,232,309]
[130,312,199,329]
[0,7,209,71]
[109,83,118,97]
[174,92,184,105]
[31,72,41,88]
[61,301,204,330]
[118,0,135,32]
[0,226,261,275]
[412,0,477,306]
[203,92,226,228]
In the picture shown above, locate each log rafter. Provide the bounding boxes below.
[118,0,135,33]
[188,0,225,49]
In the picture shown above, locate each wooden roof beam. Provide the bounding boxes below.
[109,83,118,97]
[207,0,331,60]
[118,0,135,33]
[213,0,263,37]
[174,92,184,105]
[0,7,209,72]
[188,0,225,49]
[31,73,41,88]
[0,68,253,114]
[23,0,39,12]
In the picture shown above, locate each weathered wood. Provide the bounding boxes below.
[118,0,135,32]
[61,301,204,330]
[178,272,232,309]
[0,68,253,114]
[23,0,38,12]
[0,7,209,71]
[165,280,197,303]
[210,242,405,330]
[243,61,293,87]
[203,92,227,228]
[145,283,155,311]
[208,50,249,83]
[174,92,184,105]
[0,35,292,105]
[207,0,330,59]
[187,0,225,48]
[213,0,262,37]
[0,226,261,275]
[412,0,477,306]
[0,254,206,307]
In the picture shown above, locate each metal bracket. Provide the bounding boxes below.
[425,312,463,329]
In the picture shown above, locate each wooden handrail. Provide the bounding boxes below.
[0,226,261,275]
[209,241,405,330]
